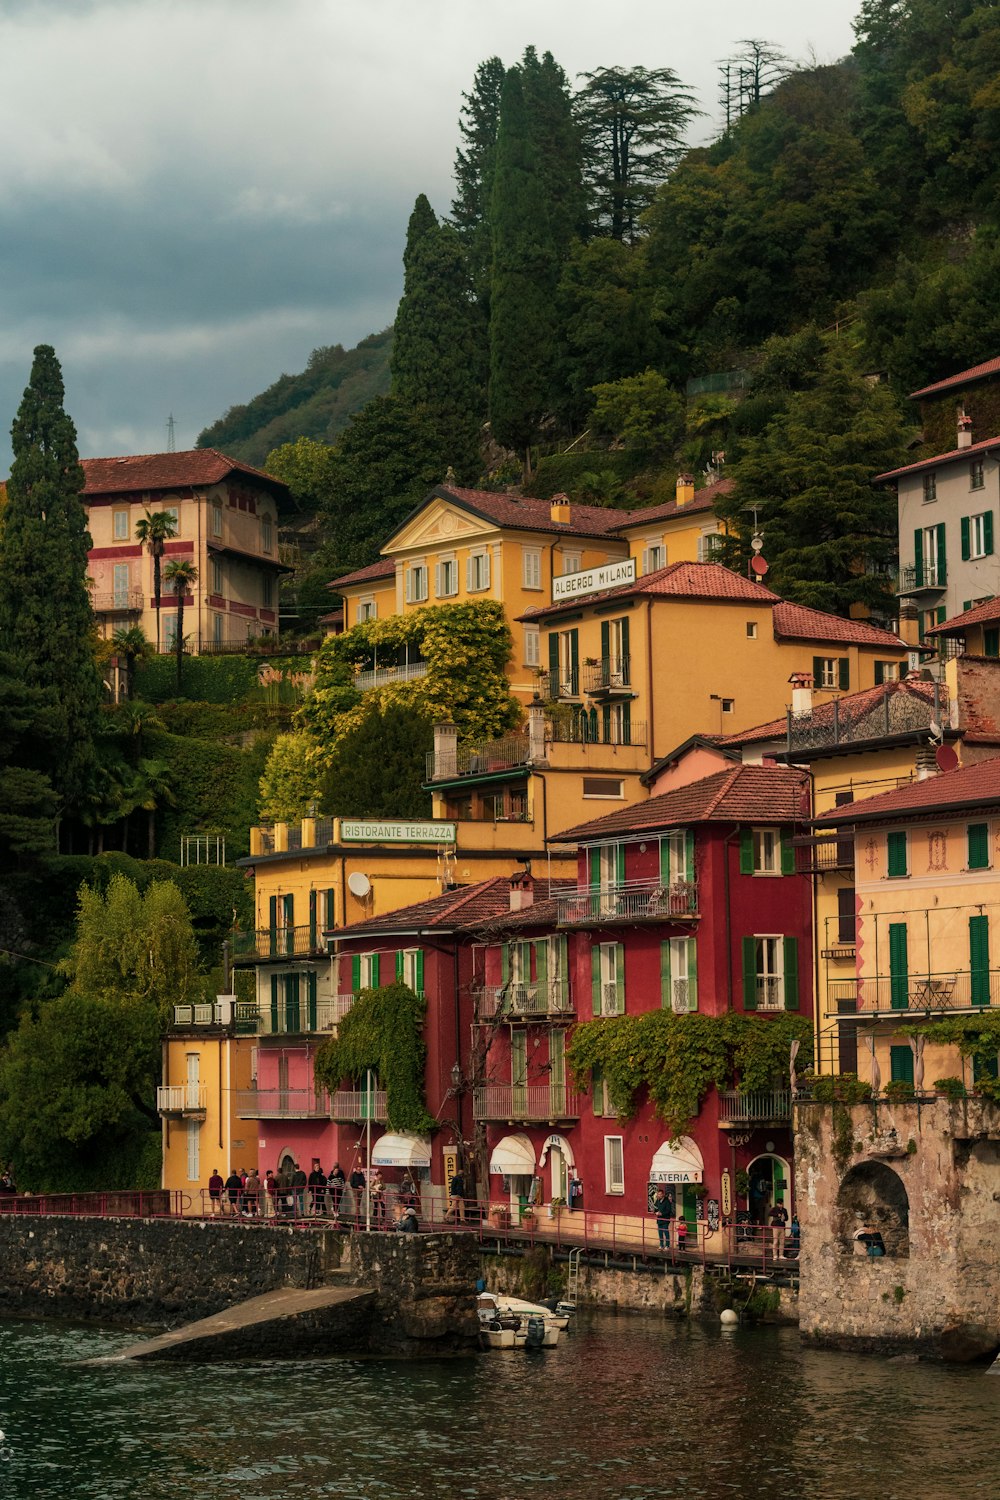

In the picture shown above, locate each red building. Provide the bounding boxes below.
[475,763,813,1235]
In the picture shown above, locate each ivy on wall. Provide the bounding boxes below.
[902,1014,1000,1103]
[313,982,435,1134]
[566,1011,813,1141]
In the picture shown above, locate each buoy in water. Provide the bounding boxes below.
[720,1309,739,1326]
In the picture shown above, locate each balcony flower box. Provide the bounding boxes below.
[490,1204,510,1229]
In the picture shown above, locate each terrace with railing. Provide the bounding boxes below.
[556,878,699,926]
[785,680,946,756]
[231,924,328,962]
[329,1088,388,1121]
[235,1086,332,1119]
[354,660,428,691]
[92,588,144,613]
[475,981,573,1022]
[717,1089,792,1126]
[156,1084,207,1116]
[472,1084,584,1121]
[426,733,532,782]
[827,969,1000,1016]
[583,655,632,694]
[897,560,946,593]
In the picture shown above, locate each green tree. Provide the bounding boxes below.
[320,700,434,819]
[0,345,102,813]
[452,55,507,307]
[488,66,560,467]
[576,65,700,242]
[135,510,179,654]
[258,730,323,822]
[520,46,587,247]
[163,558,198,690]
[589,368,685,459]
[0,652,60,866]
[111,625,151,699]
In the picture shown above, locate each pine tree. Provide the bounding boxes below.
[0,345,101,812]
[452,56,507,308]
[520,47,588,248]
[488,67,560,467]
[391,194,484,476]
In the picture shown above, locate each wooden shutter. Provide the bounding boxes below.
[434,562,441,596]
[985,511,995,556]
[739,830,754,874]
[395,950,404,980]
[782,937,799,1010]
[812,655,824,688]
[968,823,989,871]
[742,936,758,1009]
[591,945,601,1015]
[622,699,632,742]
[372,952,381,987]
[615,844,625,885]
[780,835,795,875]
[600,619,610,666]
[970,914,990,1006]
[308,890,317,950]
[534,940,548,986]
[569,628,579,692]
[285,971,300,1032]
[270,973,279,1032]
[268,895,278,956]
[890,1044,914,1084]
[500,942,510,984]
[838,657,849,690]
[351,954,361,992]
[306,970,317,1031]
[687,937,698,1011]
[685,830,695,882]
[874,661,885,686]
[888,922,909,1009]
[659,837,670,884]
[887,830,908,877]
[614,944,625,1011]
[325,888,335,930]
[660,941,671,1008]
[641,547,649,574]
[548,630,559,688]
[593,1066,605,1117]
[961,515,971,560]
[415,949,424,993]
[936,522,946,583]
[913,529,923,586]
[621,616,630,673]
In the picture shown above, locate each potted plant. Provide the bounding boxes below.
[548,1195,567,1220]
[884,1079,915,1104]
[520,1205,536,1229]
[933,1076,967,1101]
[489,1202,510,1228]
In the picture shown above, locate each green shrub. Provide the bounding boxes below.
[524,449,644,500]
[810,1072,872,1105]
[932,1076,967,1100]
[134,653,261,704]
[884,1079,915,1104]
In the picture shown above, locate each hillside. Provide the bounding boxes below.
[196,327,393,469]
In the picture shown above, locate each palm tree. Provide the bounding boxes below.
[164,558,198,691]
[111,625,151,699]
[135,511,178,653]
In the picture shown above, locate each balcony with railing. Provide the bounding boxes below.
[476,981,573,1022]
[597,982,623,1016]
[543,667,580,700]
[235,1086,332,1119]
[717,1089,792,1126]
[157,1084,207,1116]
[793,835,854,874]
[92,588,144,614]
[826,969,1000,1016]
[234,999,343,1038]
[354,660,428,691]
[785,681,944,757]
[426,732,533,782]
[557,878,699,926]
[329,1088,388,1121]
[583,655,632,695]
[472,1084,583,1121]
[231,925,328,963]
[753,977,787,1011]
[897,560,946,595]
[546,713,646,749]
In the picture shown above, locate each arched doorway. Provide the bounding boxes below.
[836,1161,910,1257]
[746,1152,791,1225]
[539,1133,575,1204]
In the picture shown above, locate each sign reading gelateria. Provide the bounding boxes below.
[552,556,636,601]
[340,819,457,844]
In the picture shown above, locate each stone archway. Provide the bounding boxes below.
[836,1160,910,1257]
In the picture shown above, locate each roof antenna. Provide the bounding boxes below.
[166,413,176,453]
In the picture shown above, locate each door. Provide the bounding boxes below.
[511,1032,527,1116]
[549,1031,567,1117]
[549,1144,568,1203]
[681,1184,699,1237]
[113,562,130,609]
[185,1052,200,1111]
[186,1117,200,1182]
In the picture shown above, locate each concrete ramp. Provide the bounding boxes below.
[87,1283,375,1363]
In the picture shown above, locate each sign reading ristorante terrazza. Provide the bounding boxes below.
[552,557,636,601]
[340,819,457,844]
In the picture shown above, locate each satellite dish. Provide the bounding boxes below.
[935,744,959,772]
[750,555,769,577]
[347,872,372,899]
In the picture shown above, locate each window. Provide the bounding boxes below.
[522,548,542,589]
[163,505,179,529]
[604,1135,625,1195]
[961,512,994,560]
[358,597,377,622]
[582,777,624,799]
[697,531,723,562]
[923,473,937,503]
[753,828,779,873]
[396,948,424,992]
[642,543,666,574]
[562,553,581,575]
[721,698,735,714]
[592,942,624,1015]
[405,563,428,602]
[874,660,899,685]
[813,655,849,691]
[113,509,129,541]
[524,625,540,667]
[970,913,991,1006]
[837,887,855,945]
[212,613,223,644]
[742,935,798,1011]
[592,1069,614,1118]
[351,951,381,991]
[467,550,490,591]
[163,615,178,650]
[261,515,273,554]
[971,458,985,491]
[968,822,990,871]
[890,1044,914,1083]
[212,504,223,538]
[986,628,1000,658]
[746,621,758,639]
[662,937,698,1013]
[262,575,274,609]
[914,523,945,587]
[211,559,223,595]
[886,830,908,878]
[889,921,908,1009]
[113,563,130,609]
[549,627,579,696]
[436,557,458,597]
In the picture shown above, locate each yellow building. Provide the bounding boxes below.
[158,1002,258,1200]
[813,755,1000,1092]
[612,473,732,572]
[83,449,288,653]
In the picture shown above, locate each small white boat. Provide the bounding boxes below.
[478,1292,565,1346]
[477,1294,551,1350]
[493,1293,569,1333]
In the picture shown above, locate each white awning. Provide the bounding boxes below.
[538,1132,576,1170]
[649,1135,704,1184]
[370,1132,432,1170]
[489,1133,536,1176]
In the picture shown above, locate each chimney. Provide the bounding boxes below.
[789,671,814,719]
[675,473,695,507]
[915,745,938,780]
[898,600,920,648]
[550,493,572,524]
[957,412,973,449]
[509,868,535,911]
[433,721,458,780]
[527,696,547,762]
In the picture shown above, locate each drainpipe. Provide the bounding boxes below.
[723,825,741,1010]
[645,599,655,763]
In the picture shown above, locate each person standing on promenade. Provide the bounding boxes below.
[243,1168,261,1217]
[208,1168,224,1216]
[263,1169,277,1218]
[447,1167,466,1223]
[769,1197,789,1259]
[292,1162,308,1217]
[652,1186,675,1250]
[349,1165,366,1226]
[224,1168,242,1216]
[328,1163,345,1218]
[308,1161,327,1216]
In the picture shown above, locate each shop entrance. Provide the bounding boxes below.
[747,1153,790,1224]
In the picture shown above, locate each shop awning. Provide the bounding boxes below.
[370,1132,431,1170]
[538,1132,576,1170]
[489,1133,536,1176]
[650,1136,704,1184]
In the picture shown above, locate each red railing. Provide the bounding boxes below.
[0,1190,187,1218]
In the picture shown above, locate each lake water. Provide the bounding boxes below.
[0,1313,996,1500]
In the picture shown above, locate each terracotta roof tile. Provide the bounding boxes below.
[331,876,572,941]
[610,477,733,531]
[771,602,906,649]
[721,679,939,748]
[813,755,1000,825]
[81,449,287,497]
[384,484,628,545]
[874,435,1000,483]
[520,561,779,621]
[550,765,809,843]
[926,597,1000,635]
[909,357,1000,400]
[328,557,396,590]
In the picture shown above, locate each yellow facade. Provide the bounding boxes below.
[159,1021,257,1199]
[617,475,729,574]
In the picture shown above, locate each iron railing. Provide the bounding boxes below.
[476,982,573,1021]
[557,878,699,926]
[426,733,533,781]
[235,1087,332,1119]
[669,977,696,1013]
[786,681,943,756]
[329,1088,388,1121]
[825,969,1000,1016]
[156,1084,207,1114]
[755,977,786,1011]
[235,1000,342,1037]
[543,668,580,699]
[355,661,428,691]
[793,836,854,873]
[92,589,144,613]
[546,714,647,748]
[231,925,328,961]
[472,1084,583,1121]
[718,1090,792,1125]
[897,561,946,593]
[583,656,632,693]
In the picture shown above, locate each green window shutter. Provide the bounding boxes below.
[268,895,278,957]
[372,952,381,987]
[615,844,625,884]
[600,619,610,663]
[936,522,946,583]
[838,657,849,691]
[812,654,824,687]
[887,830,908,877]
[968,823,989,871]
[591,945,602,1015]
[780,835,795,875]
[986,628,1000,658]
[889,922,909,1009]
[739,830,754,875]
[659,838,670,884]
[615,944,625,1009]
[961,515,971,561]
[874,661,885,686]
[325,888,336,931]
[602,704,611,740]
[783,937,799,1010]
[660,941,671,1008]
[351,953,361,992]
[687,938,698,1011]
[557,934,568,983]
[685,829,695,883]
[890,1044,914,1084]
[622,699,632,742]
[500,942,510,984]
[415,949,424,993]
[913,529,923,586]
[284,893,294,927]
[395,950,404,980]
[306,970,317,1031]
[621,616,630,669]
[286,971,300,1031]
[589,849,601,889]
[970,914,990,1006]
[569,628,579,688]
[963,601,972,614]
[593,1065,605,1117]
[937,606,947,624]
[534,940,548,985]
[308,890,317,949]
[548,630,559,676]
[270,973,279,1031]
[985,511,994,556]
[742,936,758,1010]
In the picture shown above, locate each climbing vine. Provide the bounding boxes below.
[900,1014,1000,1103]
[312,982,435,1133]
[566,1011,812,1141]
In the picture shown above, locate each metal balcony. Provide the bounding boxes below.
[235,1087,332,1119]
[475,982,573,1022]
[825,969,1000,1017]
[717,1090,792,1126]
[754,977,786,1011]
[329,1088,388,1122]
[231,925,329,963]
[897,562,945,595]
[234,1000,343,1038]
[793,835,854,873]
[543,667,580,700]
[557,878,699,926]
[354,661,428,691]
[92,588,144,613]
[157,1084,207,1116]
[583,656,632,695]
[472,1084,583,1122]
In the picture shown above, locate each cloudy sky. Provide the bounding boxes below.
[0,0,862,470]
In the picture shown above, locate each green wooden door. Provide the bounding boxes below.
[889,922,909,1010]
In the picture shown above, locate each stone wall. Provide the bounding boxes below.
[346,1232,479,1355]
[796,1096,1000,1360]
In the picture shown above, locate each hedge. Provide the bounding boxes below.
[524,449,646,500]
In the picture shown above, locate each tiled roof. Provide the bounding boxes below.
[80,449,288,497]
[384,484,628,546]
[328,557,396,591]
[771,602,906,649]
[331,877,572,941]
[910,357,1000,400]
[639,733,739,786]
[520,561,779,621]
[873,435,1000,483]
[550,765,809,843]
[610,477,733,531]
[721,679,938,748]
[813,755,1000,825]
[460,894,566,934]
[926,597,1000,636]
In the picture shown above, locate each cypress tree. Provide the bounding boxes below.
[520,47,588,248]
[391,194,484,477]
[452,56,507,309]
[488,67,560,467]
[0,345,101,811]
